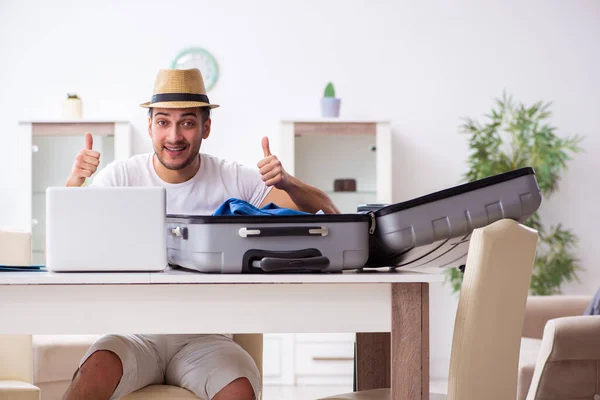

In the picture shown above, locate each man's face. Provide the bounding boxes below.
[148,108,211,171]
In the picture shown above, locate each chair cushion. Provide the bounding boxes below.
[121,385,199,399]
[0,380,40,400]
[32,335,99,384]
[519,337,542,367]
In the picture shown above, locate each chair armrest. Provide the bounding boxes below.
[539,316,600,361]
[526,316,600,400]
[522,296,592,339]
[0,380,40,400]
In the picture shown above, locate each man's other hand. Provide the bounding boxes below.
[257,136,289,190]
[66,132,101,187]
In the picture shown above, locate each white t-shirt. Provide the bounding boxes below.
[91,152,272,215]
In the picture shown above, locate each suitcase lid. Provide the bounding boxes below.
[372,167,536,218]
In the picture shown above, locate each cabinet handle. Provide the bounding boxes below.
[312,357,354,361]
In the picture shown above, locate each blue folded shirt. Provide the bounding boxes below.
[212,198,311,216]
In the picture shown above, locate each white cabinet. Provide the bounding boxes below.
[16,120,132,265]
[280,119,393,213]
[294,334,355,386]
[263,332,356,387]
[262,119,392,387]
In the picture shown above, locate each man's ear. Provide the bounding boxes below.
[202,118,211,139]
[148,116,153,138]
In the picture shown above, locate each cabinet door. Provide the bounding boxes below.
[263,333,296,385]
[30,134,115,265]
[294,133,377,213]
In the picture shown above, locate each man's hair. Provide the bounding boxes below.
[148,107,211,122]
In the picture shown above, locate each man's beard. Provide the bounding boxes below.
[155,132,201,171]
[155,147,199,171]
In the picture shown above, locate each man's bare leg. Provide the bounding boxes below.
[212,378,255,400]
[62,350,123,400]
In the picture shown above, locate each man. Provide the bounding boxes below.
[62,68,339,400]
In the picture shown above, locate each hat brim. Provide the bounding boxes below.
[140,101,220,109]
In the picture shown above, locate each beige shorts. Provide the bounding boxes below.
[79,334,261,400]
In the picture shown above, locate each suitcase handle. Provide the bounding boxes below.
[242,248,330,273]
[238,226,329,238]
[253,256,330,272]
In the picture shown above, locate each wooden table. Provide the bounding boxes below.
[0,267,444,400]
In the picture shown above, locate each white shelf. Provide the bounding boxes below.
[281,118,390,124]
[19,119,130,124]
[275,118,394,385]
[325,190,376,194]
[15,120,133,268]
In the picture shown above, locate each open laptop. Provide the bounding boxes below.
[46,187,167,272]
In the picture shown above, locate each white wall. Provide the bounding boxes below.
[1,0,599,381]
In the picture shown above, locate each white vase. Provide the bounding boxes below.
[321,97,341,118]
[62,98,83,119]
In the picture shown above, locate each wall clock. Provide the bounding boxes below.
[170,47,219,91]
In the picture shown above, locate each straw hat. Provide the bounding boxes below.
[140,68,219,109]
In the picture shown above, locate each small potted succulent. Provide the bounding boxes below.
[321,82,341,118]
[62,93,82,119]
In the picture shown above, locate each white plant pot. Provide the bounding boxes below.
[321,97,341,118]
[62,98,83,119]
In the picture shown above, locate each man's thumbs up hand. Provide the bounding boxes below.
[66,132,101,187]
[85,132,93,150]
[257,136,289,189]
[262,136,272,158]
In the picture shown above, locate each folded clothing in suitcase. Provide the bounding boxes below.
[166,167,542,273]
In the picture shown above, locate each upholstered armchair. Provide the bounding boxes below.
[519,296,600,400]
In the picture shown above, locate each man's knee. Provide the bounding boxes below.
[212,377,255,400]
[76,350,123,383]
[63,350,124,400]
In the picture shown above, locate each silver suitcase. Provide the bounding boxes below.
[166,167,542,273]
[166,214,371,273]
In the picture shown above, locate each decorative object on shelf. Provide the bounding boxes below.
[333,179,356,192]
[321,82,341,118]
[62,93,82,119]
[170,47,219,91]
[445,91,584,296]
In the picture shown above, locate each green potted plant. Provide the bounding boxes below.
[446,92,584,295]
[62,93,82,119]
[321,82,340,118]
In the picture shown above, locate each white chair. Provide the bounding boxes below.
[318,219,539,400]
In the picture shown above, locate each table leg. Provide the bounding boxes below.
[391,282,429,400]
[356,332,391,390]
